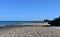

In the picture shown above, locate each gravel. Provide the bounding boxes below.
[0,26,60,37]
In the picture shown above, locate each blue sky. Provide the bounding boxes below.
[0,0,60,21]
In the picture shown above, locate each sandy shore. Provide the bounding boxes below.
[0,26,60,37]
[50,27,60,29]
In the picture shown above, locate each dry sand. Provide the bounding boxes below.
[0,26,60,37]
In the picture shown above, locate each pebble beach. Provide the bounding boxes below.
[0,26,60,37]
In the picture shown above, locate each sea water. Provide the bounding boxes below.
[0,21,34,26]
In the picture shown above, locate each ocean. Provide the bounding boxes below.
[0,21,39,26]
[0,21,32,26]
[0,21,60,29]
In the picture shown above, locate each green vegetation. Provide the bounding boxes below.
[44,16,60,26]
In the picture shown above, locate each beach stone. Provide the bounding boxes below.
[0,27,60,37]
